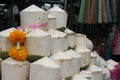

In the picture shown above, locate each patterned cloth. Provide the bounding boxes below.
[78,0,120,24]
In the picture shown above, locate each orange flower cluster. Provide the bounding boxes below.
[9,29,28,61]
[9,30,26,45]
[9,46,28,61]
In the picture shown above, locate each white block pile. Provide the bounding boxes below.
[0,4,114,80]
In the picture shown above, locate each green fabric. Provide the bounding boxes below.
[78,0,120,24]
[76,23,96,34]
[102,0,108,23]
[85,0,91,23]
[78,0,87,23]
[98,0,102,23]
[76,24,84,33]
[112,0,117,23]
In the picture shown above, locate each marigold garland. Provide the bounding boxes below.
[9,29,26,45]
[9,29,28,61]
[9,46,28,61]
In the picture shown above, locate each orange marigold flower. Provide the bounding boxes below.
[9,46,28,61]
[9,29,26,45]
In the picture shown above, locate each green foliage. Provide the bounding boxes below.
[0,52,9,59]
[56,27,66,32]
[65,76,72,80]
[27,55,43,63]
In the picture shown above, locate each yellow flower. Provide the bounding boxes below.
[9,29,26,45]
[9,46,28,61]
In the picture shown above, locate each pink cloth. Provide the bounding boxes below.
[16,23,48,30]
[110,62,120,80]
[113,26,120,55]
[30,22,48,29]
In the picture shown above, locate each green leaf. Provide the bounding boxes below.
[27,55,43,63]
[68,46,76,50]
[56,27,66,32]
[0,52,9,59]
[65,76,72,80]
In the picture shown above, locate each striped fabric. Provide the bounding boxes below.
[78,0,120,24]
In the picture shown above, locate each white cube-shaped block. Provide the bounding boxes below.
[87,64,103,80]
[48,29,68,54]
[73,77,89,80]
[72,75,88,80]
[64,28,76,48]
[48,6,67,28]
[106,59,118,67]
[106,60,116,70]
[102,68,110,80]
[90,52,97,65]
[25,29,51,56]
[50,52,73,78]
[1,57,30,80]
[94,51,107,68]
[79,70,94,80]
[86,38,93,51]
[92,51,101,66]
[0,28,15,51]
[64,49,81,74]
[20,4,48,30]
[99,57,107,68]
[48,14,56,30]
[107,64,115,70]
[76,34,87,47]
[75,46,91,67]
[76,34,93,51]
[102,70,106,80]
[30,57,61,80]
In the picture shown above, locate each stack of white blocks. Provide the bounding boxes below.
[0,4,112,80]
